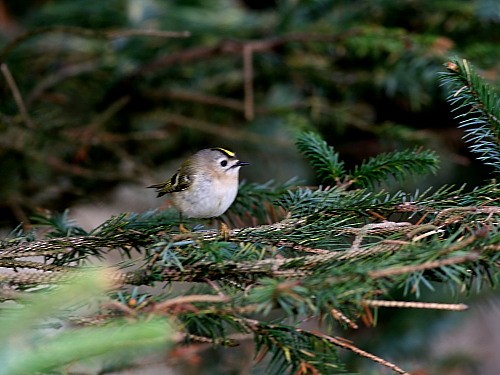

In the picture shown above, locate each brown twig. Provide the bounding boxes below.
[349,221,414,251]
[135,31,361,77]
[276,240,332,254]
[104,29,191,39]
[305,330,410,374]
[0,137,129,180]
[26,61,100,105]
[146,88,246,112]
[0,259,72,272]
[0,26,190,62]
[329,306,359,329]
[151,111,291,146]
[368,253,480,279]
[243,44,254,120]
[362,299,468,311]
[1,63,35,128]
[153,294,229,312]
[237,317,410,375]
[180,332,239,347]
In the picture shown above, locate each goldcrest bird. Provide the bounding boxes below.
[148,148,249,220]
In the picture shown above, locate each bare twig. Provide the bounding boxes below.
[349,221,413,251]
[305,330,410,374]
[0,259,72,272]
[104,29,190,39]
[362,299,468,311]
[135,31,361,77]
[147,88,246,112]
[180,332,238,347]
[153,294,229,311]
[1,63,35,128]
[329,306,359,329]
[27,61,100,105]
[243,44,254,120]
[151,111,290,146]
[0,137,130,180]
[0,26,190,61]
[368,253,480,279]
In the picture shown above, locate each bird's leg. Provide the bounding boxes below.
[178,212,189,233]
[220,222,230,241]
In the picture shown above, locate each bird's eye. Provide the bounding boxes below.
[220,160,228,167]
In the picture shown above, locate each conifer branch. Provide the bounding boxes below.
[349,148,439,188]
[1,3,499,372]
[441,58,500,173]
[295,132,346,185]
[295,132,439,188]
[0,133,498,373]
[368,253,481,279]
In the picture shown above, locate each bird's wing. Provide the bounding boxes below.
[148,170,192,197]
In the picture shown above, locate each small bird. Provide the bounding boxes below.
[148,148,249,223]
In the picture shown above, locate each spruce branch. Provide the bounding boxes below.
[349,148,439,188]
[295,132,439,189]
[295,132,346,185]
[1,4,499,373]
[0,171,498,374]
[238,318,345,374]
[441,58,500,174]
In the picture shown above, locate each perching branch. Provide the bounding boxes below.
[0,130,498,374]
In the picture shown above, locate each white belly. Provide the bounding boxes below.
[172,174,239,218]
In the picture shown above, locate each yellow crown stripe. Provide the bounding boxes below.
[212,147,235,158]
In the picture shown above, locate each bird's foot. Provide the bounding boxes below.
[220,222,230,241]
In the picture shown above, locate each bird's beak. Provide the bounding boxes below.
[232,160,249,168]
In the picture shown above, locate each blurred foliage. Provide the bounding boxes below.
[0,0,499,226]
[0,269,174,374]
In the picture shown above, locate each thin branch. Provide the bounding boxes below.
[180,332,239,347]
[27,61,100,105]
[305,330,410,374]
[104,29,191,39]
[153,295,229,311]
[134,31,361,77]
[329,306,359,329]
[243,44,254,120]
[349,221,413,251]
[151,111,290,146]
[0,137,131,181]
[362,300,468,311]
[1,63,35,128]
[0,259,72,272]
[0,26,190,61]
[146,88,247,113]
[368,253,480,279]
